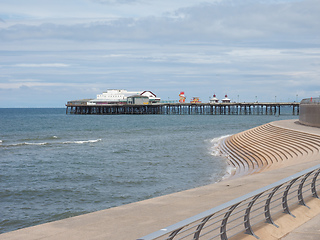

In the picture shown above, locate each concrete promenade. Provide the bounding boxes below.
[281,214,320,240]
[1,120,320,240]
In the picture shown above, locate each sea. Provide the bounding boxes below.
[0,108,298,234]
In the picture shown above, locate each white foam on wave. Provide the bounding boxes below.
[63,139,102,144]
[4,143,22,147]
[52,136,58,139]
[209,135,231,156]
[2,139,102,148]
[222,165,237,180]
[5,142,48,147]
[24,142,48,146]
[207,134,237,182]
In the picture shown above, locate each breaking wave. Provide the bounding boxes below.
[62,139,102,144]
[2,142,49,147]
[207,134,235,181]
[209,135,231,157]
[222,165,237,180]
[1,139,102,148]
[24,142,48,146]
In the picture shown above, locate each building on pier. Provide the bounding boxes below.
[209,94,219,103]
[221,94,231,103]
[127,95,149,105]
[140,91,161,103]
[86,89,160,105]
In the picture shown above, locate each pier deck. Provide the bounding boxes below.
[66,102,299,115]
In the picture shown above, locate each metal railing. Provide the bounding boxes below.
[301,98,320,104]
[137,164,320,240]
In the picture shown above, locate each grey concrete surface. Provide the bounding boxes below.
[299,103,320,128]
[281,214,320,240]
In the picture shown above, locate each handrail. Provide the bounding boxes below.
[137,164,320,240]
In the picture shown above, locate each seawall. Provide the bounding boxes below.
[299,98,320,128]
[1,120,320,240]
[220,119,320,177]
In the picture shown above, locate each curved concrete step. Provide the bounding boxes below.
[219,121,320,177]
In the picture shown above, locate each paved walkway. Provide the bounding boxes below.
[281,214,320,240]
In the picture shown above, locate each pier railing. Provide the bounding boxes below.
[137,164,320,240]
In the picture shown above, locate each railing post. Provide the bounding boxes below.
[311,169,320,199]
[298,172,313,207]
[220,203,240,240]
[282,178,299,217]
[167,228,184,240]
[193,214,215,240]
[244,193,262,239]
[264,185,282,227]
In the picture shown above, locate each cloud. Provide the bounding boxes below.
[91,0,140,4]
[0,80,67,89]
[0,0,319,45]
[0,0,319,106]
[14,63,69,68]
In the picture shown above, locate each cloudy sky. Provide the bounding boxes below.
[0,0,319,107]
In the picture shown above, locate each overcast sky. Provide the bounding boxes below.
[0,0,319,107]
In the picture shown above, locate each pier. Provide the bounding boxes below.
[66,102,299,115]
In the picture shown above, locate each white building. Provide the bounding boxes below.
[87,89,160,105]
[221,94,231,103]
[140,91,161,103]
[210,94,219,103]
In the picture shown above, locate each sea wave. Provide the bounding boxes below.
[209,135,231,156]
[222,165,237,180]
[3,142,49,147]
[24,142,48,146]
[62,139,102,144]
[0,139,102,148]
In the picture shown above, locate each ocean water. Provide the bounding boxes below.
[0,108,298,234]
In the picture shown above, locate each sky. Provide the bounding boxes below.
[0,0,320,107]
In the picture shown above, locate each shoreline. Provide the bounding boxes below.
[1,119,320,240]
[220,119,320,178]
